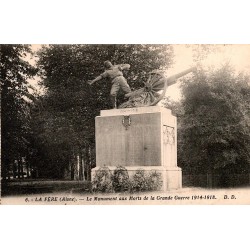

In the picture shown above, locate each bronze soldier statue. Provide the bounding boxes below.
[88,61,131,109]
[89,61,196,109]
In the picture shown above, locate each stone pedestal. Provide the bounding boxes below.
[92,106,182,191]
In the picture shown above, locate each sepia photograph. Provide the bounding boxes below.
[1,44,250,205]
[1,1,250,250]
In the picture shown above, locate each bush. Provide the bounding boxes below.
[92,167,113,193]
[130,169,148,192]
[112,166,130,192]
[146,170,163,191]
[92,166,164,193]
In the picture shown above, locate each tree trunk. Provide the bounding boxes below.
[2,158,9,180]
[72,148,80,180]
[207,166,213,188]
[11,160,16,179]
[87,145,92,181]
[79,148,83,181]
[20,157,24,179]
[7,160,13,180]
[2,167,7,180]
[71,150,76,180]
[70,158,74,180]
[17,159,21,179]
[76,152,80,180]
[82,148,85,181]
[27,161,30,178]
[84,144,92,182]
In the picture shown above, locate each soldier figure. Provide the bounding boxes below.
[88,61,131,108]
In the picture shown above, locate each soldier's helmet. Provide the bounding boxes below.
[104,60,113,69]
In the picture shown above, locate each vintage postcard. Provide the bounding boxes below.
[1,44,250,205]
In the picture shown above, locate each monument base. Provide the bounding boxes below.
[94,106,182,191]
[91,166,182,191]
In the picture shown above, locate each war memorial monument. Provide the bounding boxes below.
[90,62,196,191]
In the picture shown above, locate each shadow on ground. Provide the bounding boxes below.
[1,180,92,196]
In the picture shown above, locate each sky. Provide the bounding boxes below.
[166,44,250,100]
[29,44,250,101]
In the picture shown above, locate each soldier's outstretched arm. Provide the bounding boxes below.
[88,75,102,85]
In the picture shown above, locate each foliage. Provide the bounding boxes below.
[130,169,148,192]
[129,169,163,192]
[92,166,164,193]
[186,44,228,62]
[146,170,163,191]
[112,166,130,192]
[177,65,250,175]
[1,44,37,179]
[162,96,184,116]
[92,167,113,193]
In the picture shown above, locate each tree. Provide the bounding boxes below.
[177,65,250,186]
[1,45,37,180]
[35,44,174,180]
[187,44,226,62]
